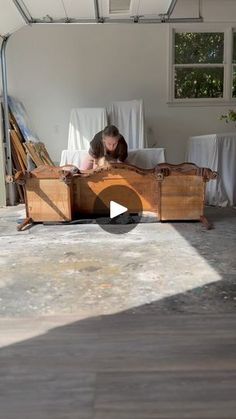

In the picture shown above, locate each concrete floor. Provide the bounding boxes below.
[0,205,236,317]
[0,205,236,418]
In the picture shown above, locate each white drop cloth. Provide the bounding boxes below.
[186,133,236,206]
[67,108,108,150]
[108,100,146,149]
[60,148,165,170]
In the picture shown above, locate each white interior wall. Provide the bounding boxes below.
[5,12,236,164]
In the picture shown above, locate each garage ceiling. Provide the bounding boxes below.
[0,0,201,37]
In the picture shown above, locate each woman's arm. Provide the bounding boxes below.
[80,153,94,170]
[118,137,128,162]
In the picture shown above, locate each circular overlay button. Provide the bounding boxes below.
[94,185,143,234]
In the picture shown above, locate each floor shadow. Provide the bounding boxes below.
[0,280,236,419]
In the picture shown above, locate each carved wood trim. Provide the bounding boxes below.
[77,162,218,181]
[14,162,218,184]
[157,163,218,181]
[78,162,155,178]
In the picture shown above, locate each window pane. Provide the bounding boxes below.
[175,32,224,64]
[175,68,224,99]
[233,33,236,64]
[232,67,236,97]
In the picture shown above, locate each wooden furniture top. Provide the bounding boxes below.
[14,162,218,184]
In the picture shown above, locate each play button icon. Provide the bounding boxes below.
[94,185,143,234]
[110,201,127,219]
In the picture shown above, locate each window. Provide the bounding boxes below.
[170,28,236,103]
[109,0,131,14]
[173,32,225,100]
[232,32,236,98]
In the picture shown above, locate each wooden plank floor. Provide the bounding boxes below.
[0,313,236,419]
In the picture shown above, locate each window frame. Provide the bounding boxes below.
[168,25,235,106]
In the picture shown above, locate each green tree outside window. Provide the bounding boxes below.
[174,32,224,99]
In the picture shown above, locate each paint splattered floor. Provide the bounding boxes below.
[0,205,236,419]
[0,205,235,317]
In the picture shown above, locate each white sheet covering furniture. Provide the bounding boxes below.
[67,108,108,150]
[108,99,146,149]
[60,150,89,168]
[186,133,236,206]
[125,148,165,169]
[60,148,165,170]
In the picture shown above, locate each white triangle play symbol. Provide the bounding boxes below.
[110,201,128,219]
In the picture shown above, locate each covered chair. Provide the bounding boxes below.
[107,99,146,149]
[60,107,108,167]
[107,99,165,168]
[67,107,108,150]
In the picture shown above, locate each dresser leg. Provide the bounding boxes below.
[200,215,213,230]
[17,217,32,231]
